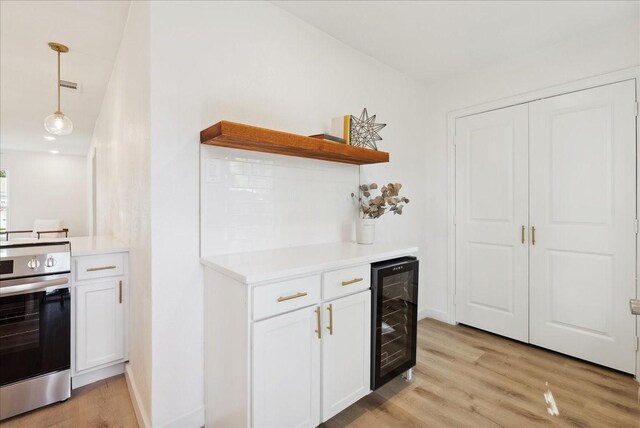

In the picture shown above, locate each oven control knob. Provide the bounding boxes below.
[27,257,40,270]
[46,257,56,268]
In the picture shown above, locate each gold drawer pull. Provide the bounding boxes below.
[341,277,363,286]
[86,265,116,272]
[277,291,307,302]
[326,304,333,335]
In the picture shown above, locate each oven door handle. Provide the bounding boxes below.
[0,276,69,297]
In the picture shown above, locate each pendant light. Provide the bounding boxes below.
[44,42,73,136]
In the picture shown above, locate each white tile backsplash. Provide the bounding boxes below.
[200,145,359,256]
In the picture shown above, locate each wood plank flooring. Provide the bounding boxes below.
[0,375,138,428]
[1,319,638,427]
[324,318,640,428]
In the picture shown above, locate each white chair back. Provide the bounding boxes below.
[32,219,64,238]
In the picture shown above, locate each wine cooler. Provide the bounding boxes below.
[370,256,419,390]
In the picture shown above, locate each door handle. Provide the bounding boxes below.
[0,276,69,297]
[119,280,123,304]
[531,226,536,245]
[326,304,334,335]
[630,299,640,315]
[521,225,525,244]
[314,307,321,339]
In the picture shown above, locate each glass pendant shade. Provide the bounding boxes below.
[45,42,72,136]
[44,111,73,136]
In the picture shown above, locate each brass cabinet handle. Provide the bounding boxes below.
[521,225,525,244]
[276,291,307,302]
[119,280,123,304]
[86,265,116,272]
[341,277,363,286]
[531,226,536,245]
[326,304,333,335]
[314,307,321,339]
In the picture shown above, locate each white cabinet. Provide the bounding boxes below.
[252,290,371,427]
[321,291,371,421]
[204,256,403,428]
[75,278,125,372]
[253,306,321,428]
[71,251,129,388]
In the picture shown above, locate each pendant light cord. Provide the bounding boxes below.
[57,50,61,113]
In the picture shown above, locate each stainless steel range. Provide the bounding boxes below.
[0,241,72,420]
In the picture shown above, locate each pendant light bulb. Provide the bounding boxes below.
[44,112,73,135]
[44,42,73,136]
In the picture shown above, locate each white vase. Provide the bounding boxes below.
[356,217,375,245]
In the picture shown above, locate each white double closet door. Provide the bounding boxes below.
[455,80,637,373]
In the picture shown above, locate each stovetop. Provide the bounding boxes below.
[0,239,70,248]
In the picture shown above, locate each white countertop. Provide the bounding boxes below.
[201,242,418,284]
[2,235,129,256]
[66,236,129,256]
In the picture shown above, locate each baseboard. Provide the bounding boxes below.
[125,364,152,428]
[159,405,205,428]
[418,307,451,324]
[72,363,124,389]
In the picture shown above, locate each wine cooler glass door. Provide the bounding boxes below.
[372,258,418,389]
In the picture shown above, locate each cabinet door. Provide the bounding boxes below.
[75,279,124,372]
[455,104,529,342]
[529,80,637,373]
[253,306,320,428]
[322,291,371,422]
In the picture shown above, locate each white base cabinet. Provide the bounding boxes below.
[253,306,321,428]
[75,279,125,371]
[71,252,129,385]
[322,291,371,421]
[204,261,385,428]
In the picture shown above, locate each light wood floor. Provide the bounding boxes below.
[0,374,138,428]
[2,319,639,427]
[325,318,640,428]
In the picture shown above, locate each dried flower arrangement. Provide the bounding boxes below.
[351,183,410,219]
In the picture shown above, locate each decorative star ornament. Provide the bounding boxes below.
[350,108,386,150]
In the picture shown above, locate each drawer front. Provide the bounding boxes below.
[75,253,125,281]
[323,264,371,300]
[253,275,321,320]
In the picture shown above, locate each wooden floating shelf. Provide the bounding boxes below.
[200,121,389,165]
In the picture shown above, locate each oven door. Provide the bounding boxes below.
[0,276,70,387]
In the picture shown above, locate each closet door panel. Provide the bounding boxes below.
[529,80,637,373]
[455,104,529,342]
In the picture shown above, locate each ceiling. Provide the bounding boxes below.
[0,1,131,156]
[273,1,639,84]
[2,1,636,157]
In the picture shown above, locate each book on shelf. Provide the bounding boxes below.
[308,133,346,144]
[330,115,352,145]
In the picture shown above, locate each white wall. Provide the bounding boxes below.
[150,1,428,426]
[0,150,87,236]
[201,148,359,256]
[90,2,152,425]
[422,19,640,320]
